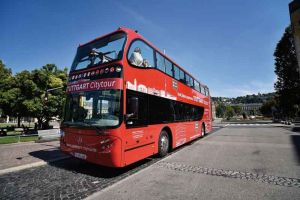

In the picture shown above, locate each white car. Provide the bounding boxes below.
[249,115,256,120]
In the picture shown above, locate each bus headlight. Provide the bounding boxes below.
[100,138,115,153]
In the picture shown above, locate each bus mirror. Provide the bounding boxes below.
[126,97,139,121]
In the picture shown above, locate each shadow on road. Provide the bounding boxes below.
[292,126,300,132]
[29,148,155,179]
[291,135,300,164]
[28,148,63,161]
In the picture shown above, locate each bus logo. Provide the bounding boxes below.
[76,136,83,145]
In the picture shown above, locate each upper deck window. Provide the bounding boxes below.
[200,85,206,95]
[194,80,200,92]
[165,59,173,77]
[155,52,173,77]
[128,40,154,68]
[155,52,165,72]
[71,32,126,71]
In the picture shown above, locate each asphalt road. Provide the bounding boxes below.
[88,125,300,200]
[1,125,299,200]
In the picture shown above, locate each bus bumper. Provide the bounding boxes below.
[60,135,123,168]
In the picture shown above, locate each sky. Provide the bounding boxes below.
[0,0,290,97]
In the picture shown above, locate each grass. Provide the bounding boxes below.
[0,122,34,128]
[0,135,38,144]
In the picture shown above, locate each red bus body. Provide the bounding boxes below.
[60,28,212,167]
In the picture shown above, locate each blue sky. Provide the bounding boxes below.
[0,0,290,97]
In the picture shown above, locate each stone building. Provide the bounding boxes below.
[230,103,263,115]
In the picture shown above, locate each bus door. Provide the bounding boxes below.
[123,90,154,165]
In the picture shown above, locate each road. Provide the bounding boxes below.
[0,124,299,200]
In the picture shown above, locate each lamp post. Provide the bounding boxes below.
[44,86,64,101]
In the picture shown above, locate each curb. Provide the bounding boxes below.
[35,137,60,143]
[0,155,70,175]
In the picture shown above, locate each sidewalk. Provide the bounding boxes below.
[0,140,69,175]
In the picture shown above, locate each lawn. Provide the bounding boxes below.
[0,122,34,128]
[0,135,38,144]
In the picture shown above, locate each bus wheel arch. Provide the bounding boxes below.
[158,127,172,157]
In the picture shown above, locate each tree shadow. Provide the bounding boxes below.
[291,135,300,164]
[292,126,300,132]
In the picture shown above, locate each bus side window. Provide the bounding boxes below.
[200,85,206,95]
[189,77,194,88]
[185,74,192,87]
[194,80,200,92]
[174,65,180,80]
[128,40,154,68]
[179,69,185,83]
[156,52,165,72]
[165,59,173,77]
[205,88,209,96]
[126,90,148,127]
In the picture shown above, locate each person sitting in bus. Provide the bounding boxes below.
[129,47,143,67]
[142,59,150,67]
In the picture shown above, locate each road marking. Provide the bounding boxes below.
[0,155,70,175]
[225,123,272,127]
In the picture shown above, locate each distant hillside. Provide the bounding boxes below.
[212,92,275,104]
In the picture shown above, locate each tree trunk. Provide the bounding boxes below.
[17,116,21,128]
[37,118,43,129]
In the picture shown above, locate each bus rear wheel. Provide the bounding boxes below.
[158,130,169,157]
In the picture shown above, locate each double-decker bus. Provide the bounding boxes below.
[60,27,212,167]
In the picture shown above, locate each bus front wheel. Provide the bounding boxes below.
[158,130,169,157]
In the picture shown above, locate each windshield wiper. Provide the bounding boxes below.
[82,121,105,135]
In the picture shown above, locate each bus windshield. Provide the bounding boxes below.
[63,89,122,128]
[71,32,126,71]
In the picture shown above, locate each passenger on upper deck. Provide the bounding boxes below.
[142,59,149,68]
[129,47,143,67]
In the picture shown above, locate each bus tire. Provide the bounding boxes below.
[158,130,169,157]
[201,123,206,137]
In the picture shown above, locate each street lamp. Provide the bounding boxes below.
[44,86,64,101]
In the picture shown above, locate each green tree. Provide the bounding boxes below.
[225,106,235,120]
[30,64,68,128]
[274,26,300,119]
[0,60,14,119]
[260,99,276,117]
[11,70,35,126]
[216,103,226,118]
[0,62,67,128]
[232,105,241,116]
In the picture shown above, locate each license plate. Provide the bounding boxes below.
[74,152,87,160]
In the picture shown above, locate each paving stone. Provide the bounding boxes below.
[0,157,159,200]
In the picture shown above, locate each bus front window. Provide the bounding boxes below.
[71,32,126,71]
[63,89,122,128]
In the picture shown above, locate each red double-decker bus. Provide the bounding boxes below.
[60,27,212,167]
